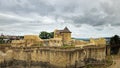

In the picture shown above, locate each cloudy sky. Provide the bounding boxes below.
[0,0,120,38]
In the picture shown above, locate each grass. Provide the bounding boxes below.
[32,43,43,47]
[60,44,75,48]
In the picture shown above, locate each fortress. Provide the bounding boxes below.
[0,27,107,68]
[11,27,106,47]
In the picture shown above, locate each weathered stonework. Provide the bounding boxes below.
[0,46,106,68]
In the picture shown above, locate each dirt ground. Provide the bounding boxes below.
[108,55,120,68]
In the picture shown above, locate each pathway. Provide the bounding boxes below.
[108,55,120,68]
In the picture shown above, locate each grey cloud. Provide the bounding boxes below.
[61,8,107,26]
[0,0,55,16]
[0,0,120,37]
[60,0,120,27]
[0,0,120,27]
[100,0,120,26]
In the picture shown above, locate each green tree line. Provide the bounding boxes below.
[39,31,54,39]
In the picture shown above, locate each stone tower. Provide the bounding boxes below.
[54,27,72,45]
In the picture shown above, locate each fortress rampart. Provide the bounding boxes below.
[0,46,106,68]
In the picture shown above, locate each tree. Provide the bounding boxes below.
[0,38,5,44]
[110,35,120,54]
[39,31,54,39]
[110,35,120,47]
[49,32,54,38]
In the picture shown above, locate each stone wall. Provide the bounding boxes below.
[0,46,106,68]
[90,38,106,46]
